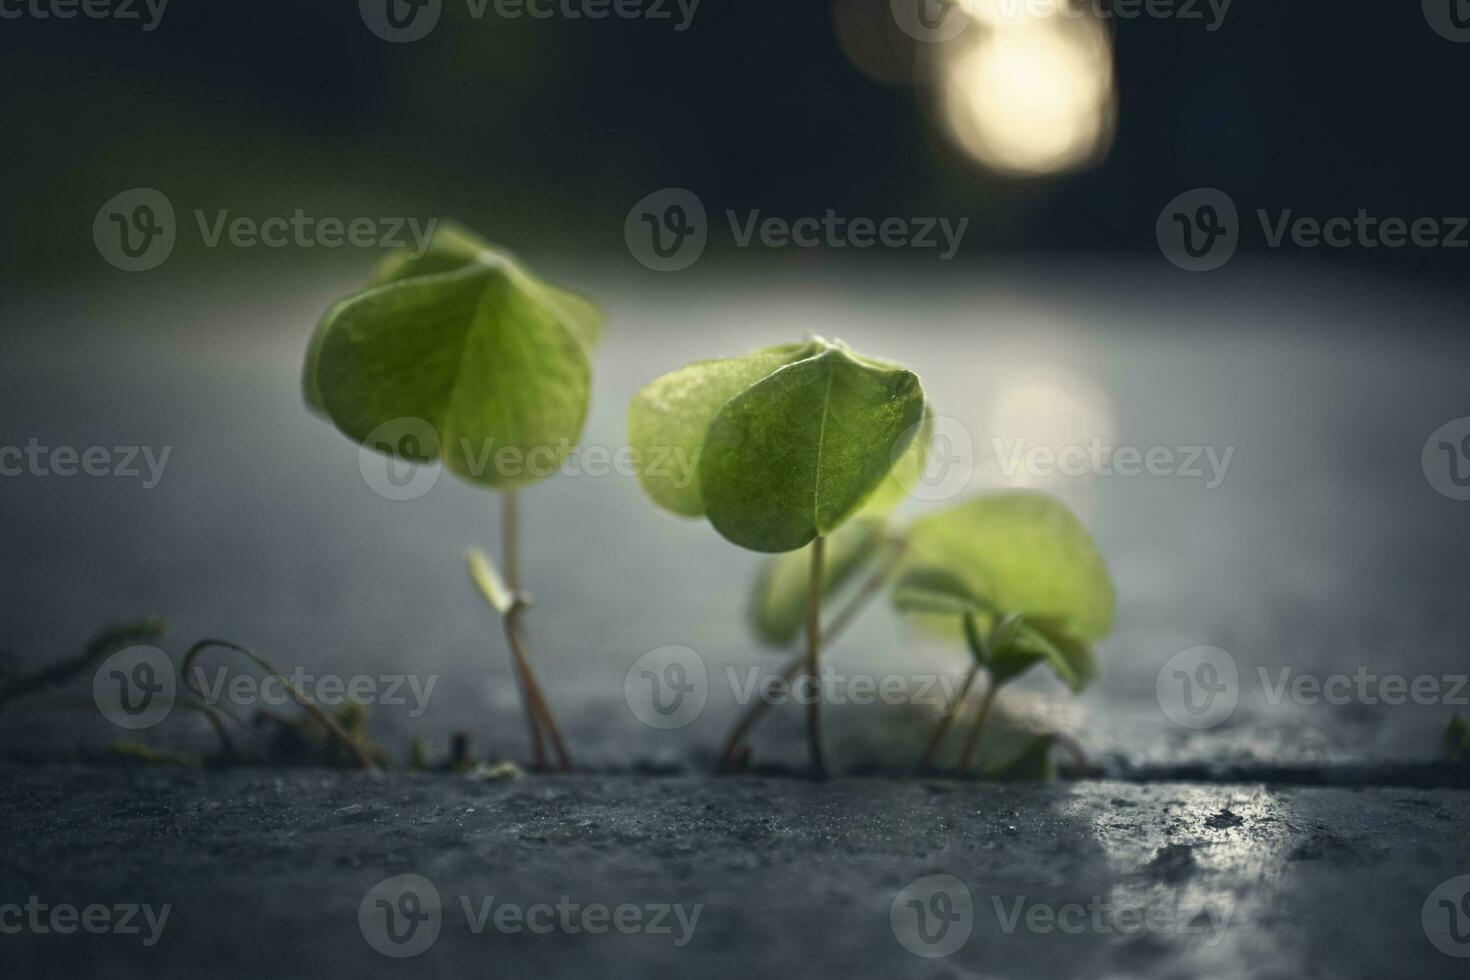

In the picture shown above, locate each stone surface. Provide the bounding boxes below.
[0,767,1466,979]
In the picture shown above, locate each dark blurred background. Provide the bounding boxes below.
[3,0,1469,284]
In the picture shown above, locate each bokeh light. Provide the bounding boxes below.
[936,4,1116,176]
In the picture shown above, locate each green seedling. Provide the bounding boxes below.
[893,491,1113,774]
[728,490,1111,776]
[629,338,927,777]
[303,223,601,771]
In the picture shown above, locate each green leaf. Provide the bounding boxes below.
[891,566,994,617]
[698,345,925,552]
[854,411,931,520]
[749,517,885,646]
[303,241,601,490]
[370,222,498,285]
[902,490,1114,641]
[626,342,818,517]
[371,223,602,352]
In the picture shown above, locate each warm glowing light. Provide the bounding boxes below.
[937,10,1115,176]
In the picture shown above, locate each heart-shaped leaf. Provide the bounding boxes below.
[302,226,601,490]
[901,490,1114,641]
[627,342,818,516]
[698,343,925,552]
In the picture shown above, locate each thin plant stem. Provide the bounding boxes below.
[504,601,571,772]
[181,639,378,770]
[955,678,1000,775]
[502,490,520,592]
[715,548,901,772]
[916,662,980,773]
[804,536,827,779]
[501,489,547,768]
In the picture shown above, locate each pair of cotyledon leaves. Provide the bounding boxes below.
[625,338,928,553]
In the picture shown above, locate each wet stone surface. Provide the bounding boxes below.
[0,767,1466,979]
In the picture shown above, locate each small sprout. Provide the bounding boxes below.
[892,491,1113,776]
[630,338,926,776]
[303,224,600,771]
